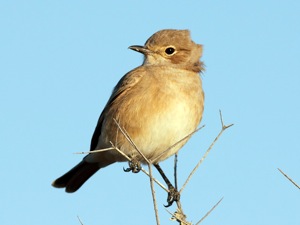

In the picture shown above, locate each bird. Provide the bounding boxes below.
[52,29,205,204]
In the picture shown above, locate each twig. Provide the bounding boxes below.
[113,118,150,164]
[278,168,300,189]
[113,118,161,225]
[110,141,132,161]
[195,197,224,225]
[148,164,161,225]
[74,147,115,155]
[167,197,223,225]
[141,167,169,192]
[111,141,169,192]
[180,111,233,193]
[77,216,84,225]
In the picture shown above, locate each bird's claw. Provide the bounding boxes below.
[123,159,141,173]
[164,187,180,207]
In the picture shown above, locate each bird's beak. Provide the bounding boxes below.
[128,45,152,55]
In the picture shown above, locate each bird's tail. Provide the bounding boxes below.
[52,160,100,193]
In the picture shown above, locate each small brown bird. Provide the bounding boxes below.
[52,29,204,203]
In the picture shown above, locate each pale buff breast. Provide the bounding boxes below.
[99,66,204,164]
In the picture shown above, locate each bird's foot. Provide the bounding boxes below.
[164,186,180,207]
[123,159,141,173]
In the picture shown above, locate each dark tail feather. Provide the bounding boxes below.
[52,160,100,193]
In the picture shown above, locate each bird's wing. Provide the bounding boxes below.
[90,66,145,151]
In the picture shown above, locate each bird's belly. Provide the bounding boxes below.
[141,102,199,162]
[115,90,203,163]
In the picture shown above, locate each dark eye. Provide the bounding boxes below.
[165,47,175,55]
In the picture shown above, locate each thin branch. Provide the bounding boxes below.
[113,118,162,225]
[195,197,224,225]
[74,147,115,155]
[113,118,150,164]
[219,110,234,129]
[110,141,132,161]
[180,111,233,193]
[77,216,84,225]
[141,167,168,192]
[75,113,230,225]
[167,198,223,225]
[113,118,138,150]
[111,141,168,192]
[148,164,161,225]
[278,168,300,189]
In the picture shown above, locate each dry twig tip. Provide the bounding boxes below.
[195,197,224,225]
[180,111,233,193]
[278,168,300,189]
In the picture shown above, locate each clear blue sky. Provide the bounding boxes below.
[1,1,299,225]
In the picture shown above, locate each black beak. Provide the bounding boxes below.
[128,45,152,55]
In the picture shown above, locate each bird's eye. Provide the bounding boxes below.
[165,47,176,55]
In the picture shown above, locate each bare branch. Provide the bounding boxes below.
[167,198,223,225]
[113,118,163,225]
[77,216,84,225]
[195,197,224,225]
[110,141,133,161]
[278,168,300,189]
[113,118,150,164]
[75,113,230,225]
[148,164,161,225]
[219,110,234,129]
[74,147,115,155]
[111,141,169,192]
[180,111,233,193]
[141,167,169,192]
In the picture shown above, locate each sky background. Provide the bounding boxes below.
[1,1,300,225]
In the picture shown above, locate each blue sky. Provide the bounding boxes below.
[1,1,299,225]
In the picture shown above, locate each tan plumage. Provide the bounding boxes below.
[52,29,205,193]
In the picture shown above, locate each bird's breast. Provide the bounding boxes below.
[103,67,204,163]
